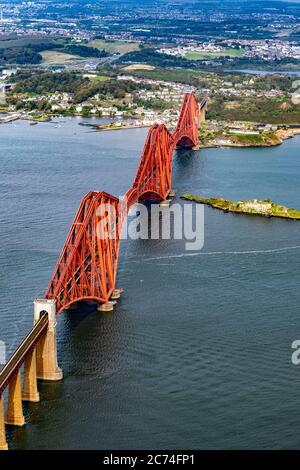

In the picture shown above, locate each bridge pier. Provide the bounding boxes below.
[110,289,123,301]
[5,370,25,427]
[0,395,8,451]
[34,299,63,382]
[22,349,40,402]
[97,301,115,312]
[159,199,171,208]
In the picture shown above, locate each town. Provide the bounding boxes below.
[0,1,299,138]
[1,0,300,45]
[159,39,300,63]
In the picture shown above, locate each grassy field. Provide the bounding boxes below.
[41,50,82,65]
[122,63,155,71]
[120,66,209,84]
[83,74,110,82]
[184,48,244,60]
[88,39,140,54]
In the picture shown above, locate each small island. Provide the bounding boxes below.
[197,125,300,150]
[181,195,300,220]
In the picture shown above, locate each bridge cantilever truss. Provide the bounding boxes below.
[45,92,207,313]
[0,93,207,450]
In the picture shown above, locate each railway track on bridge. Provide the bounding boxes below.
[0,314,48,395]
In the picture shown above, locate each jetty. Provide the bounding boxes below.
[0,114,20,124]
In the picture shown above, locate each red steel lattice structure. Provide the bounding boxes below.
[45,93,205,313]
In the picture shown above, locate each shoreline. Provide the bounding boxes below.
[1,112,300,149]
[83,123,300,148]
[95,123,150,132]
[0,113,52,124]
[0,112,151,129]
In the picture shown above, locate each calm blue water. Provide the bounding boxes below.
[226,69,300,76]
[0,118,300,449]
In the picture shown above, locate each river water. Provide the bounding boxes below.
[226,69,300,76]
[0,117,300,449]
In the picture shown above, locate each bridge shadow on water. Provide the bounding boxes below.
[173,147,202,182]
[57,301,126,379]
[175,146,196,163]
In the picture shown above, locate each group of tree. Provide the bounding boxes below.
[208,95,300,125]
[72,77,154,103]
[12,70,89,94]
[58,44,109,58]
[118,48,197,69]
[135,97,169,111]
[0,40,109,66]
[10,70,156,104]
[0,46,42,66]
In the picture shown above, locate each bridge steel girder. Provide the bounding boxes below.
[45,191,122,313]
[127,123,174,203]
[45,92,203,313]
[174,92,200,148]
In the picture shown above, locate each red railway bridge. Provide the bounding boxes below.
[0,92,207,449]
[45,92,206,314]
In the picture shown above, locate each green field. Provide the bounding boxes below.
[122,63,155,71]
[84,74,110,82]
[41,50,82,65]
[0,38,56,49]
[120,66,209,83]
[88,39,140,54]
[184,48,244,60]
